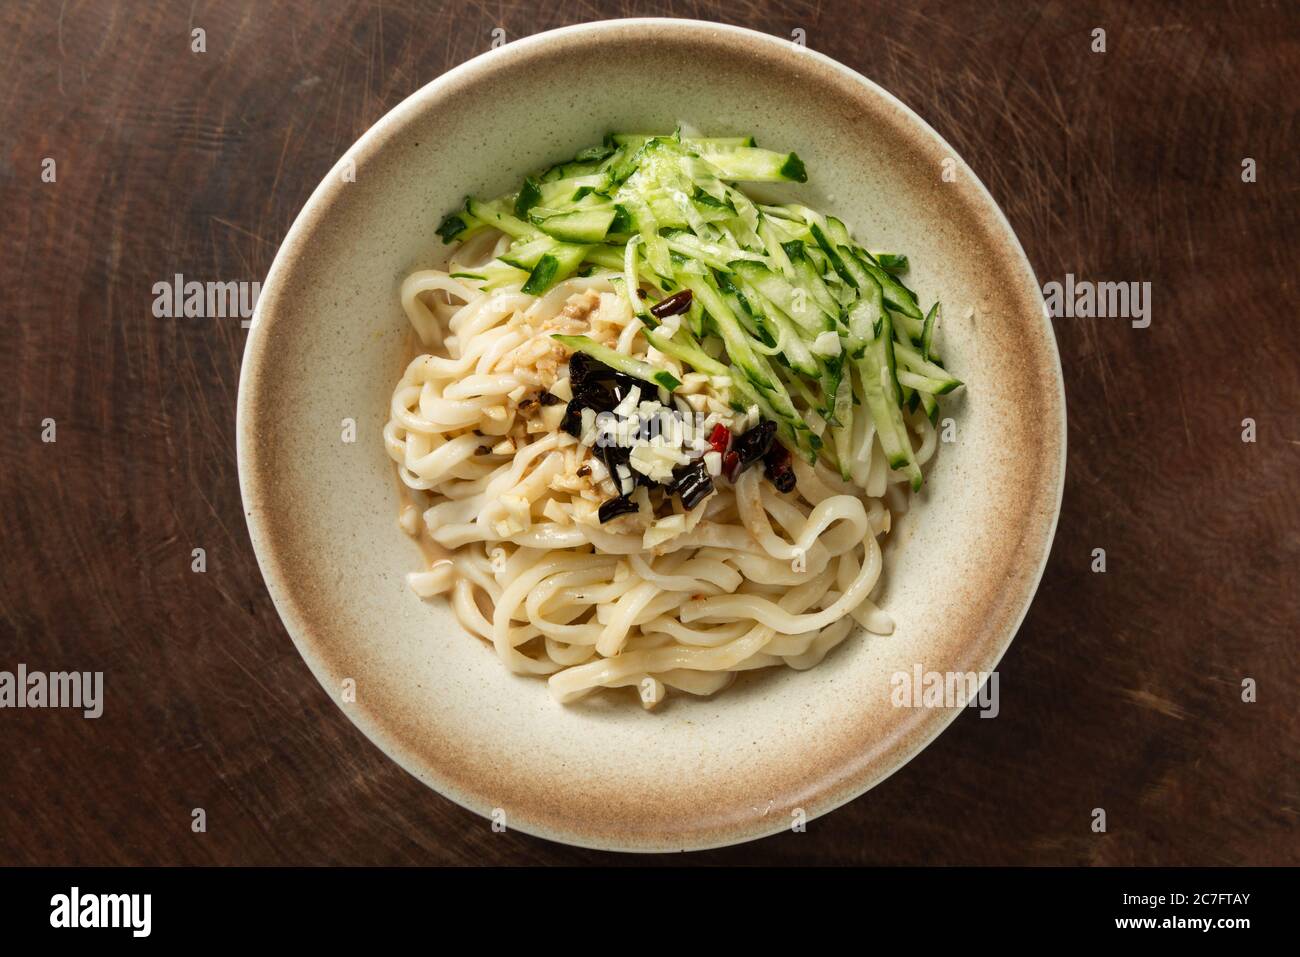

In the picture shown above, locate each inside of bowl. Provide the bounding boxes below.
[240,20,1064,851]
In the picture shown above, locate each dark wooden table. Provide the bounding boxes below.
[2,0,1296,866]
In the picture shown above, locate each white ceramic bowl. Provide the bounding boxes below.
[237,18,1066,851]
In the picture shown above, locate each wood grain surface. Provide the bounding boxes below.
[1,0,1297,866]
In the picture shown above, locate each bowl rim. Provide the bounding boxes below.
[237,17,1067,852]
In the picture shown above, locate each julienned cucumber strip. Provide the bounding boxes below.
[551,335,682,391]
[539,159,603,183]
[857,352,905,468]
[783,374,825,433]
[897,369,961,395]
[758,217,798,283]
[622,194,673,278]
[620,236,649,319]
[521,255,560,295]
[699,148,807,183]
[855,254,922,321]
[781,241,842,322]
[522,244,588,295]
[921,301,941,361]
[830,371,854,480]
[580,245,625,271]
[875,314,924,491]
[893,339,963,390]
[919,390,939,424]
[450,263,529,290]
[845,283,884,357]
[532,206,618,243]
[535,173,610,208]
[465,198,540,241]
[820,353,845,420]
[903,384,920,413]
[715,273,778,352]
[514,177,543,218]
[642,328,730,378]
[809,223,857,288]
[437,210,473,243]
[860,359,922,490]
[665,233,763,271]
[499,235,559,269]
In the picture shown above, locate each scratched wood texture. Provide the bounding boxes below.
[1,0,1297,866]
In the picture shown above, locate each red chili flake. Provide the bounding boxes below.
[723,450,741,482]
[708,423,731,455]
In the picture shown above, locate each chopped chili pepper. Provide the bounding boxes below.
[722,450,741,482]
[707,423,730,455]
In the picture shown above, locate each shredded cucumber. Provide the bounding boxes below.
[434,130,964,486]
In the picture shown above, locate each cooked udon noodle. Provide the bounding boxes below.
[384,230,939,708]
